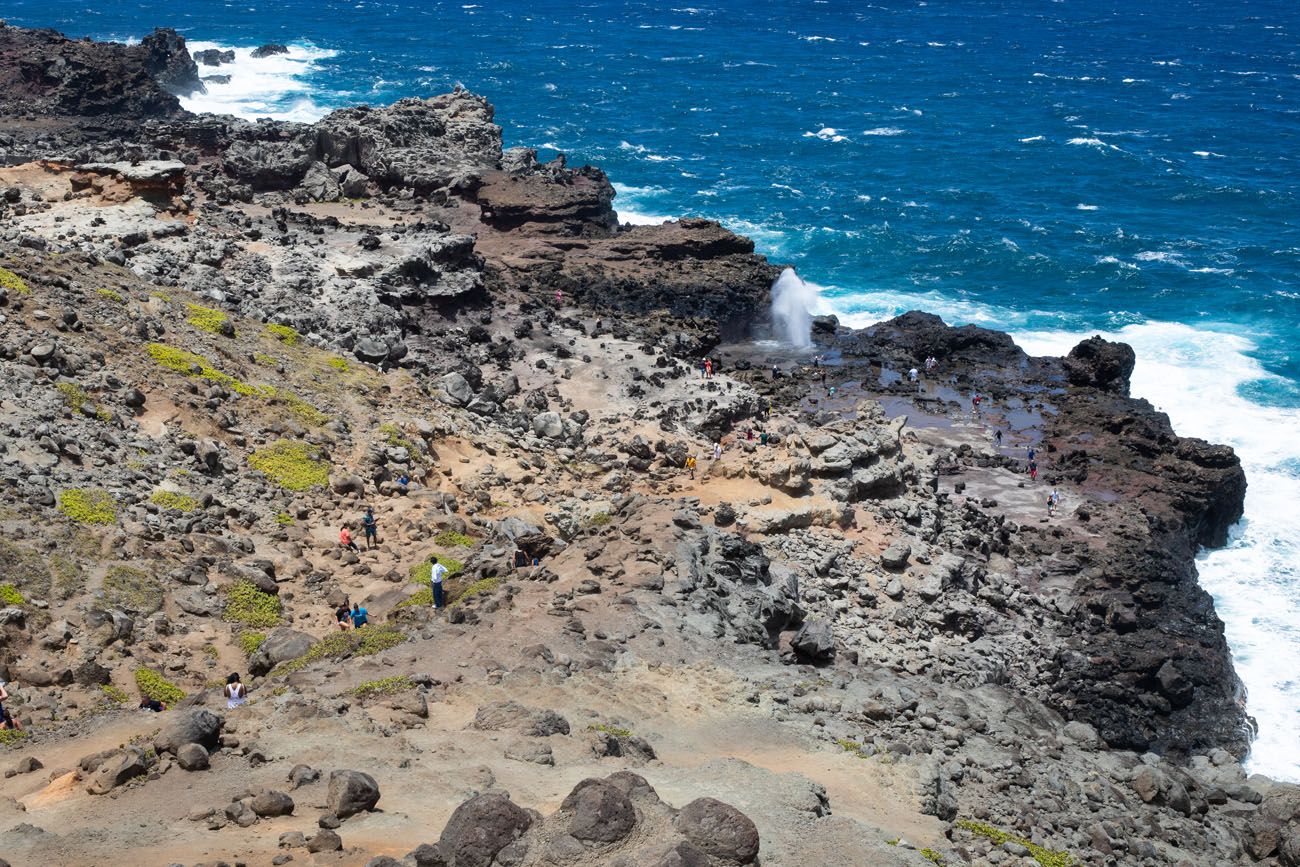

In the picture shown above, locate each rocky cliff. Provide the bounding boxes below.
[0,23,1288,867]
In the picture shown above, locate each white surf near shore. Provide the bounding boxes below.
[180,41,337,122]
[824,287,1300,782]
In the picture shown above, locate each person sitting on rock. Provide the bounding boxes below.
[335,602,353,631]
[224,673,247,709]
[350,603,369,629]
[339,525,359,553]
[1,707,23,730]
[362,507,379,548]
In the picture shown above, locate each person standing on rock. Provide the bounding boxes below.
[362,507,379,548]
[1029,459,1038,482]
[429,555,449,610]
[713,441,723,462]
[1048,488,1060,516]
[705,358,714,379]
[699,358,708,380]
[224,673,247,710]
[909,367,918,382]
[340,525,359,553]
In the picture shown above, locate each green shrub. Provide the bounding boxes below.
[58,488,118,524]
[102,566,162,614]
[186,303,233,336]
[239,632,267,657]
[101,684,129,704]
[150,490,198,512]
[588,723,634,738]
[134,668,186,704]
[97,288,124,303]
[378,423,424,463]
[144,343,263,396]
[433,530,474,548]
[409,556,463,584]
[150,291,171,303]
[0,729,30,746]
[396,587,434,609]
[0,267,29,295]
[588,512,611,527]
[451,577,501,607]
[955,821,1074,867]
[328,356,349,371]
[271,624,406,676]
[248,440,329,491]
[0,583,24,606]
[253,352,278,366]
[352,675,416,700]
[836,738,872,759]
[221,581,282,628]
[266,389,328,426]
[921,849,945,865]
[56,381,90,413]
[273,511,295,526]
[264,323,301,345]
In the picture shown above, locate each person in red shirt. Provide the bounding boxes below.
[339,526,359,553]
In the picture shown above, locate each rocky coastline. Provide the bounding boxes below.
[0,21,1295,867]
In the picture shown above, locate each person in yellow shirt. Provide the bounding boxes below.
[685,455,697,480]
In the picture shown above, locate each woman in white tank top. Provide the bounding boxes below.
[224,672,247,709]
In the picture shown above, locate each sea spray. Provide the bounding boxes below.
[770,268,819,348]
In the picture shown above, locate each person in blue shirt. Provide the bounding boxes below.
[362,507,379,548]
[350,603,369,628]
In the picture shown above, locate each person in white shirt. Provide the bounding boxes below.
[429,555,449,609]
[224,673,247,709]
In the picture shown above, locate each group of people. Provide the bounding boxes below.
[334,600,371,630]
[698,357,718,379]
[339,507,381,552]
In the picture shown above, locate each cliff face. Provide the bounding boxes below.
[0,23,1284,867]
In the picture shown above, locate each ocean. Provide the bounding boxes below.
[7,0,1299,779]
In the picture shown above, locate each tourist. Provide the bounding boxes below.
[699,358,707,379]
[909,367,918,382]
[686,454,697,479]
[335,602,353,630]
[430,555,449,609]
[995,429,1003,446]
[713,441,722,461]
[362,507,379,548]
[1027,446,1036,463]
[760,431,769,446]
[514,548,529,571]
[350,603,369,629]
[1049,488,1061,516]
[971,393,983,419]
[705,358,713,378]
[138,698,165,713]
[1029,460,1038,482]
[339,525,359,553]
[1,708,23,730]
[0,680,7,723]
[746,428,754,442]
[224,673,247,709]
[771,363,780,380]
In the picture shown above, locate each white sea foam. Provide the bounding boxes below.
[770,268,820,348]
[804,127,849,142]
[862,127,906,136]
[1019,135,1045,143]
[1134,250,1188,265]
[181,40,337,122]
[1076,203,1099,210]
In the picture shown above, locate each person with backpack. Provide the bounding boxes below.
[224,673,247,709]
[362,507,379,548]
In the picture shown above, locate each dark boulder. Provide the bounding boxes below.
[1064,335,1136,394]
[437,792,532,867]
[139,28,205,97]
[561,778,635,844]
[154,708,223,754]
[672,798,760,864]
[327,769,381,819]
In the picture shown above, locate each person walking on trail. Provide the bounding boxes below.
[1028,446,1036,463]
[362,507,379,548]
[429,555,449,610]
[1048,488,1061,517]
[224,673,247,710]
[699,358,708,380]
[0,681,9,724]
[685,455,697,480]
[995,429,1003,447]
[971,393,983,419]
[350,603,369,629]
[713,441,723,461]
[759,431,769,446]
[1029,460,1038,482]
[908,367,918,382]
[339,525,359,553]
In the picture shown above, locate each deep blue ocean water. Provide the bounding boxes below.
[7,0,1300,777]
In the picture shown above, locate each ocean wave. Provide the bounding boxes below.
[180,40,337,122]
[1019,135,1045,143]
[1134,250,1188,265]
[804,127,849,142]
[1076,203,1099,210]
[862,127,905,136]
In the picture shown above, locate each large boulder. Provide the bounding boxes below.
[672,798,760,864]
[440,372,474,407]
[85,749,149,794]
[327,769,381,819]
[561,778,636,844]
[1064,335,1136,394]
[790,619,835,663]
[301,160,342,202]
[472,701,570,737]
[176,743,210,771]
[437,792,532,867]
[139,28,205,96]
[251,789,296,817]
[154,708,223,755]
[249,627,317,676]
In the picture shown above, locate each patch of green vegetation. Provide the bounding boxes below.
[955,821,1075,867]
[835,738,872,759]
[252,352,278,366]
[397,587,434,608]
[58,488,118,525]
[95,405,113,422]
[186,303,233,336]
[221,580,282,628]
[248,440,330,491]
[266,388,328,426]
[408,556,464,585]
[150,489,198,512]
[0,266,30,296]
[273,511,295,526]
[327,356,349,371]
[0,729,30,746]
[134,668,186,705]
[352,675,416,700]
[101,684,129,704]
[378,423,425,463]
[450,576,500,607]
[920,848,945,865]
[885,838,899,847]
[587,511,611,527]
[0,583,25,606]
[150,291,171,303]
[588,723,634,738]
[56,381,90,414]
[271,624,407,676]
[96,288,124,303]
[51,553,85,600]
[202,644,219,660]
[102,566,162,614]
[239,632,267,657]
[144,343,263,396]
[264,323,301,346]
[398,557,472,609]
[433,530,474,548]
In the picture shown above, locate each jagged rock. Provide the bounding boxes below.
[252,43,289,58]
[880,542,911,571]
[440,372,474,407]
[472,701,570,736]
[329,473,366,496]
[790,619,835,663]
[289,764,321,789]
[437,792,532,867]
[154,708,223,755]
[140,28,205,97]
[672,798,759,864]
[301,161,342,202]
[531,412,564,439]
[193,48,235,66]
[176,743,210,771]
[327,769,381,819]
[85,749,148,794]
[1064,335,1136,394]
